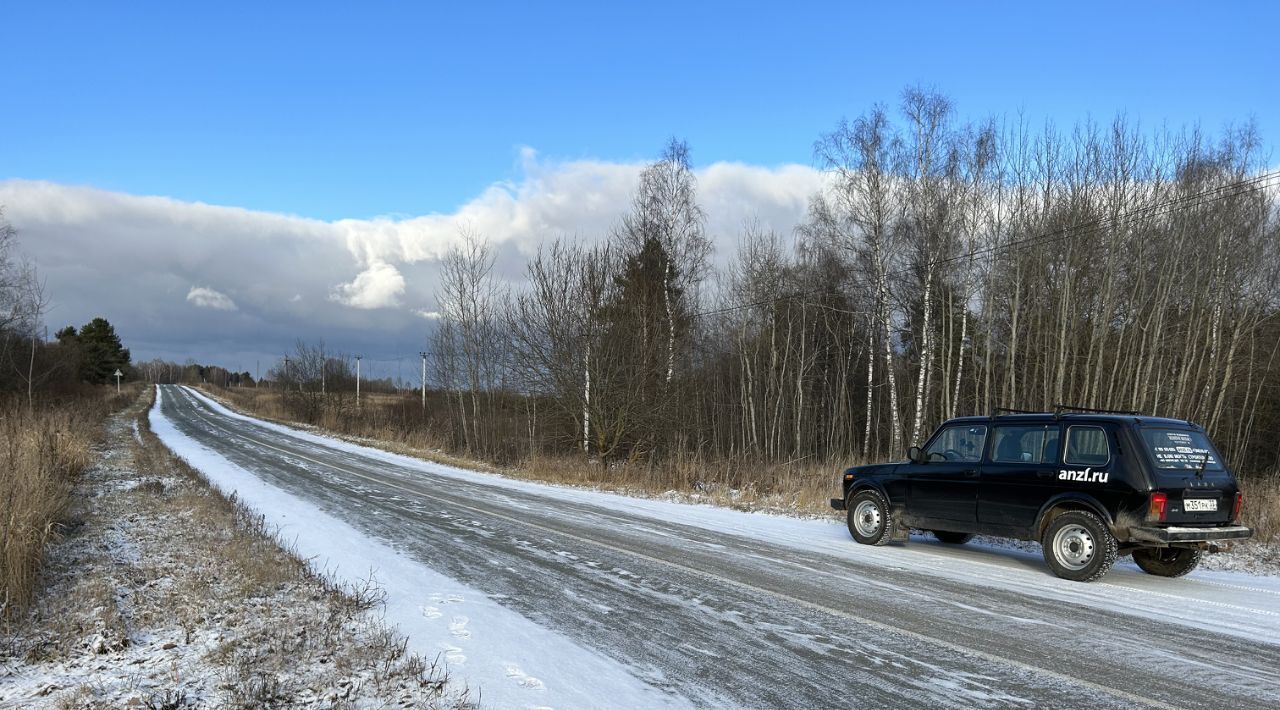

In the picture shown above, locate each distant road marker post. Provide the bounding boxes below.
[113,368,123,394]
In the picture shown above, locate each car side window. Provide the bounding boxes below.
[1065,426,1110,466]
[990,425,1059,464]
[923,425,987,462]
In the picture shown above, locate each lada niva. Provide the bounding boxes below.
[831,407,1253,581]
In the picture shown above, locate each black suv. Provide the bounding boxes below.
[831,407,1253,581]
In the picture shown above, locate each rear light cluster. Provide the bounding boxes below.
[1232,492,1244,524]
[1148,492,1168,522]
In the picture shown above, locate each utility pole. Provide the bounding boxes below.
[420,351,428,411]
[355,355,362,409]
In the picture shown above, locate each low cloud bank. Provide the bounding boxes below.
[0,153,823,370]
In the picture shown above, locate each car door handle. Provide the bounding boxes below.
[962,469,979,478]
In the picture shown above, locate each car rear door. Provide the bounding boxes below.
[978,423,1062,534]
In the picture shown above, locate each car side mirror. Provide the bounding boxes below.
[907,446,925,464]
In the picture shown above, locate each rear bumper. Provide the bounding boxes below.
[1127,525,1253,544]
[830,497,845,511]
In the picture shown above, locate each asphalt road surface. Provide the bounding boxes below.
[158,385,1280,709]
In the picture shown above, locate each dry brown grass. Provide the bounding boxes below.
[517,453,840,514]
[218,387,453,452]
[1,385,140,614]
[1240,474,1280,543]
[209,386,843,517]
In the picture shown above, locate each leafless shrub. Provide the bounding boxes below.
[144,688,192,710]
[221,665,290,710]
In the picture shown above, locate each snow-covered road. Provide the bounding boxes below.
[153,385,1280,709]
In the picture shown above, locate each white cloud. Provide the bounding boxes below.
[0,154,823,369]
[415,310,443,320]
[186,286,237,311]
[330,260,406,309]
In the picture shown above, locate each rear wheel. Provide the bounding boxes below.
[846,490,892,546]
[931,530,974,544]
[1133,547,1202,577]
[1041,510,1118,582]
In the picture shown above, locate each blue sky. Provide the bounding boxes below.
[4,1,1277,221]
[2,1,1277,375]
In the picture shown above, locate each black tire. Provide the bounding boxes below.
[1132,547,1202,578]
[931,530,975,545]
[846,489,893,546]
[1040,510,1118,582]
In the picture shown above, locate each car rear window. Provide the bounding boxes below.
[1140,429,1224,471]
[1065,426,1110,466]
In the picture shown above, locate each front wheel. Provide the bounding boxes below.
[1041,510,1118,582]
[846,490,893,546]
[1133,547,1202,577]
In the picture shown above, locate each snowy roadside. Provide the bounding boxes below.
[177,385,1280,648]
[152,388,688,709]
[0,392,473,708]
[198,387,1280,579]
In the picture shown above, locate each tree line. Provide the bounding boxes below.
[0,209,135,403]
[418,89,1279,477]
[248,90,1276,478]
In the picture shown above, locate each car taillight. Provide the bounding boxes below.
[1232,492,1243,524]
[1148,492,1168,522]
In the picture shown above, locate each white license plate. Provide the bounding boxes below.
[1184,498,1218,512]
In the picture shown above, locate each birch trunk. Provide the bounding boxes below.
[910,270,934,444]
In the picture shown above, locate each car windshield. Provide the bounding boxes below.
[1140,429,1224,471]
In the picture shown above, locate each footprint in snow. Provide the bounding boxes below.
[430,593,465,604]
[441,644,466,665]
[421,605,442,619]
[504,664,546,691]
[449,616,471,639]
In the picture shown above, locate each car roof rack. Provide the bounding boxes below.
[1052,403,1144,416]
[992,407,1040,416]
